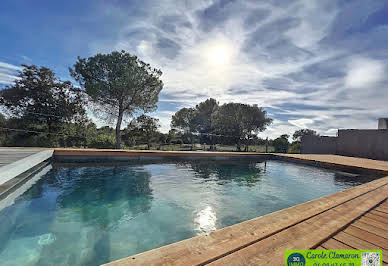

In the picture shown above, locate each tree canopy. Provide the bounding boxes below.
[171,99,272,151]
[292,129,318,142]
[0,64,86,146]
[70,50,163,148]
[212,103,272,151]
[273,134,289,153]
[124,114,160,149]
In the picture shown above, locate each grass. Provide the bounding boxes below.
[129,144,275,152]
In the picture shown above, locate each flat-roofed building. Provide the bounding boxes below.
[378,118,388,129]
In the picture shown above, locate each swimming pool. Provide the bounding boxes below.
[0,159,381,265]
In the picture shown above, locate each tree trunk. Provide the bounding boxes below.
[245,137,249,152]
[236,139,241,151]
[115,110,124,149]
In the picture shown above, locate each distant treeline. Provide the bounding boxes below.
[0,51,318,152]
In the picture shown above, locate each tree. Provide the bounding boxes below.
[292,129,318,142]
[171,99,219,148]
[133,114,160,149]
[273,134,289,153]
[193,98,218,149]
[0,113,7,145]
[0,65,86,147]
[70,50,163,149]
[171,107,196,133]
[212,103,272,151]
[171,107,196,148]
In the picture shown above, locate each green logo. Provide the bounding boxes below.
[287,252,306,266]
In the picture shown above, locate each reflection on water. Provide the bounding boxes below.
[194,206,217,234]
[0,159,382,265]
[183,160,265,186]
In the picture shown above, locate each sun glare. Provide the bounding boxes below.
[208,46,230,65]
[205,42,233,66]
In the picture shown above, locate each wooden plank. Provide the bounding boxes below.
[333,232,388,263]
[333,232,384,250]
[273,154,388,174]
[380,200,388,206]
[370,210,388,219]
[359,216,388,230]
[376,205,388,214]
[315,246,326,250]
[321,238,353,250]
[203,184,388,266]
[364,213,388,225]
[344,225,388,249]
[352,221,388,239]
[103,178,388,266]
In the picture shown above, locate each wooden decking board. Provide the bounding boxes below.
[273,154,388,174]
[333,232,385,250]
[359,216,388,230]
[376,206,388,214]
[321,238,353,250]
[364,213,388,224]
[318,197,388,264]
[344,225,388,249]
[370,210,388,219]
[332,233,388,263]
[352,221,388,239]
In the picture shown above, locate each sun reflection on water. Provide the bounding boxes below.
[194,206,217,235]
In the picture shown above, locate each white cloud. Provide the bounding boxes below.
[0,62,21,85]
[258,120,298,140]
[345,57,385,89]
[0,62,22,71]
[288,118,314,128]
[285,0,337,48]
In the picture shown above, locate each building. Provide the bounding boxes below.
[301,118,388,160]
[378,118,388,129]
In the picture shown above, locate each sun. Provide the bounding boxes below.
[208,46,230,65]
[205,42,233,66]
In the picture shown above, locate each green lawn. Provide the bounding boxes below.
[129,144,274,152]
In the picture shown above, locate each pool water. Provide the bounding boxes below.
[0,159,381,265]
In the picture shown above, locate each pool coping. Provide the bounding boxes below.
[0,149,53,185]
[54,148,388,174]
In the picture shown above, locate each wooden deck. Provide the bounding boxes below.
[102,152,388,266]
[273,153,388,174]
[318,199,388,264]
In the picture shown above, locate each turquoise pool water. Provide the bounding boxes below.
[0,159,381,265]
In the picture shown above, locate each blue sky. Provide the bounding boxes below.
[1,0,388,138]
